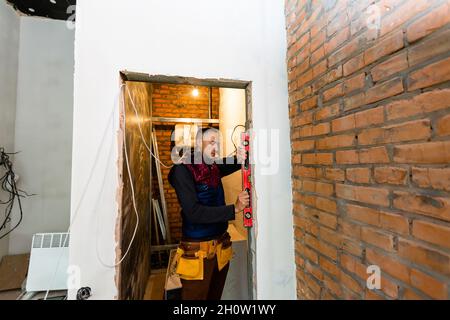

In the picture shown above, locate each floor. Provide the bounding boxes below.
[143,269,166,300]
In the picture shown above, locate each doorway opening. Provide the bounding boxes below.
[116,72,255,300]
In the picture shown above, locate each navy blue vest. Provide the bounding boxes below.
[182,162,228,239]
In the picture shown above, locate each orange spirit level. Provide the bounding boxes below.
[241,132,252,227]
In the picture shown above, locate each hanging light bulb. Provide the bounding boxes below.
[192,88,199,97]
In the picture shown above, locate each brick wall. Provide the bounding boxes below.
[151,84,219,243]
[285,0,450,299]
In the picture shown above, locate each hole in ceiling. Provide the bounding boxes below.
[7,0,76,21]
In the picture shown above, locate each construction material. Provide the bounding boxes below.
[164,249,182,300]
[241,132,252,227]
[151,130,172,243]
[150,117,219,124]
[152,198,167,241]
[0,254,29,292]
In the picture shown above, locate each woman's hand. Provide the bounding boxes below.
[235,190,250,212]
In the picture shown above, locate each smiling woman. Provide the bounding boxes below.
[6,0,76,21]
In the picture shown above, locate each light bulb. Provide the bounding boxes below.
[192,88,199,97]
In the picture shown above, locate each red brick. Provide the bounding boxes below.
[303,180,334,196]
[305,260,324,281]
[409,268,448,300]
[354,107,385,128]
[393,141,450,164]
[325,27,350,55]
[325,168,345,182]
[340,271,363,294]
[380,0,431,37]
[344,92,365,111]
[315,103,340,121]
[340,254,366,280]
[364,31,404,66]
[365,77,404,105]
[300,122,330,137]
[412,167,450,192]
[403,288,424,300]
[300,95,318,111]
[412,220,450,250]
[336,184,390,206]
[292,139,315,151]
[371,51,408,82]
[385,88,450,121]
[346,167,371,184]
[313,66,343,92]
[379,211,409,235]
[336,147,389,164]
[294,166,318,179]
[344,53,365,76]
[393,191,450,222]
[407,1,450,43]
[319,256,340,278]
[437,114,450,137]
[316,134,355,150]
[361,226,396,252]
[346,204,380,226]
[408,29,450,67]
[292,110,313,127]
[313,59,327,78]
[311,46,326,65]
[366,248,410,284]
[328,33,365,67]
[398,239,450,276]
[374,167,408,185]
[311,30,326,52]
[323,83,344,102]
[408,56,450,91]
[332,107,384,132]
[344,73,366,94]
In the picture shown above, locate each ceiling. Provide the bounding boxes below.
[6,0,76,21]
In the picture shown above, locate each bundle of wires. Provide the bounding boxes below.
[0,148,32,240]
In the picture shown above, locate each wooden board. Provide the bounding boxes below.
[0,254,29,291]
[119,81,152,300]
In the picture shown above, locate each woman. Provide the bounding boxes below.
[168,127,249,300]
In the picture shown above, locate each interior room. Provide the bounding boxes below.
[2,0,449,302]
[119,76,251,300]
[0,0,74,299]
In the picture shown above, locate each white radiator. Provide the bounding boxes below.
[26,233,69,292]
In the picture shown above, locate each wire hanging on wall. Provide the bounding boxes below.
[0,148,34,240]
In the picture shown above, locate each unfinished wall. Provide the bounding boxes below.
[286,0,450,299]
[0,0,20,260]
[9,17,74,255]
[70,0,293,300]
[151,84,219,243]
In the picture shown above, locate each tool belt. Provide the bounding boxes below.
[174,232,233,281]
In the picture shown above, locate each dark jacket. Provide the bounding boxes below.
[168,155,241,240]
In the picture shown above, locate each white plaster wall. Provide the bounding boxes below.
[71,0,294,299]
[8,17,74,254]
[0,0,20,260]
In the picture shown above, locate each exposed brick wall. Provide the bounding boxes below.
[285,0,450,299]
[151,84,219,243]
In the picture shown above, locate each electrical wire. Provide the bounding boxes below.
[95,84,139,268]
[125,86,175,169]
[226,124,246,157]
[44,83,127,300]
[0,148,33,240]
